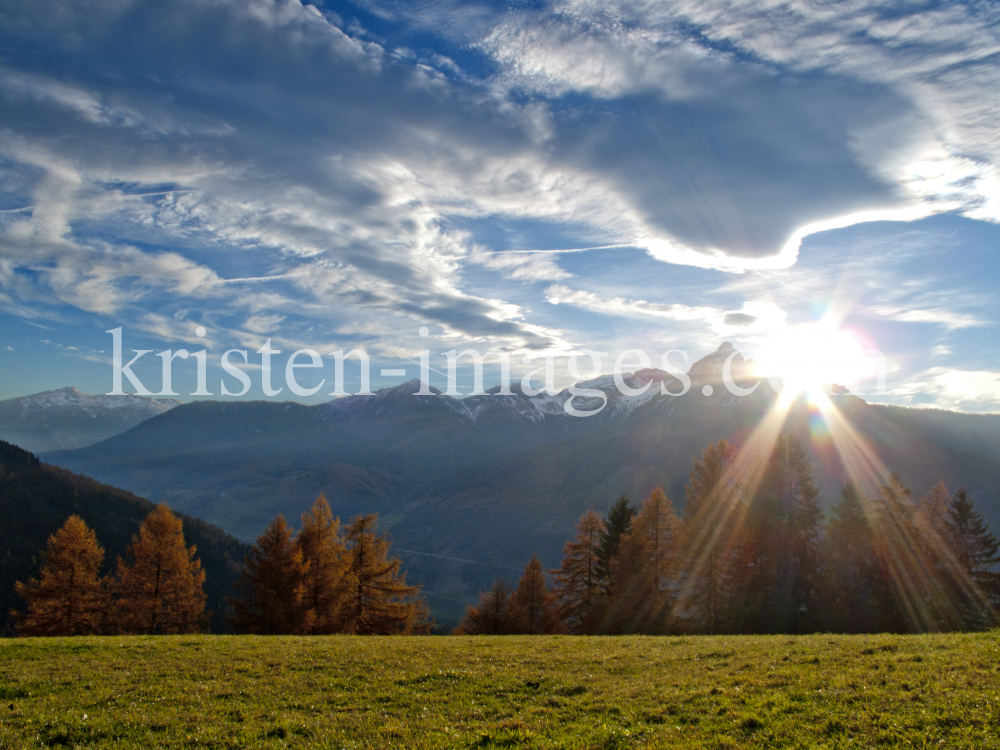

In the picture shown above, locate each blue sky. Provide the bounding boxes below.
[1,0,999,410]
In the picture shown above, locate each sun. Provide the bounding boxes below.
[757,319,874,400]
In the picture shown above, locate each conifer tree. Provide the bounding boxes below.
[341,514,427,635]
[869,473,929,632]
[228,515,308,635]
[916,481,952,559]
[605,488,683,633]
[944,488,1000,629]
[13,515,108,636]
[821,481,880,632]
[455,579,517,635]
[112,505,206,635]
[678,439,738,634]
[551,510,605,633]
[296,495,352,634]
[510,555,561,634]
[595,495,636,588]
[729,435,821,633]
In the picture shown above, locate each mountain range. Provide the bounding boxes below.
[37,343,1000,626]
[0,387,180,453]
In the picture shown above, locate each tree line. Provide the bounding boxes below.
[457,435,1000,635]
[10,496,428,636]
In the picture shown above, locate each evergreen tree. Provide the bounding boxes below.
[112,505,206,635]
[228,515,308,635]
[869,474,930,632]
[729,435,821,633]
[821,482,880,632]
[13,515,108,636]
[510,555,561,634]
[678,439,738,633]
[551,510,605,634]
[916,481,951,560]
[296,495,352,634]
[595,496,636,588]
[605,488,683,633]
[455,579,517,635]
[944,488,1000,629]
[341,514,427,635]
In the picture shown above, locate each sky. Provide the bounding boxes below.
[0,0,998,410]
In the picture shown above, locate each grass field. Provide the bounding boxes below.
[2,633,999,749]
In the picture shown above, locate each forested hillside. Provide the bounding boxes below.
[0,440,247,634]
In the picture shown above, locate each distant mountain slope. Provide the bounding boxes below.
[42,344,1000,627]
[0,440,248,635]
[0,387,180,453]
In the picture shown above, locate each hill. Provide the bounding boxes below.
[42,344,1000,626]
[0,387,179,453]
[0,440,248,634]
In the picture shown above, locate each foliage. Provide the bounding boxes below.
[111,505,207,635]
[12,516,107,636]
[227,515,308,635]
[0,439,246,635]
[341,514,428,635]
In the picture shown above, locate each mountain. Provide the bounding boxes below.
[0,387,180,453]
[0,440,248,634]
[42,344,1000,627]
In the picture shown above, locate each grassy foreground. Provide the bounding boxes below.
[1,633,999,749]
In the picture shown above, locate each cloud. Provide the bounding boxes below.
[545,284,718,321]
[904,367,1000,412]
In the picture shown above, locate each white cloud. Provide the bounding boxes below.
[545,284,718,321]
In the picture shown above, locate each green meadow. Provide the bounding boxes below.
[2,633,999,749]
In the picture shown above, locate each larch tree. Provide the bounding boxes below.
[454,579,517,635]
[730,435,821,634]
[296,495,352,634]
[510,555,561,634]
[551,509,605,634]
[606,488,683,634]
[678,439,738,634]
[13,515,108,636]
[113,505,206,635]
[228,515,308,635]
[341,514,427,635]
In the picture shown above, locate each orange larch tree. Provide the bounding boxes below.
[112,504,207,635]
[13,515,108,636]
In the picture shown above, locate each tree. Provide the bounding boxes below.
[510,555,561,634]
[551,510,605,633]
[455,579,518,635]
[868,474,930,632]
[228,515,308,635]
[944,488,1000,629]
[296,495,352,634]
[341,514,427,635]
[678,439,738,634]
[13,515,107,636]
[112,505,206,635]
[605,488,683,633]
[821,482,880,633]
[595,495,636,588]
[729,435,821,633]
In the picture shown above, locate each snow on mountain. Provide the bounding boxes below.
[0,387,180,453]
